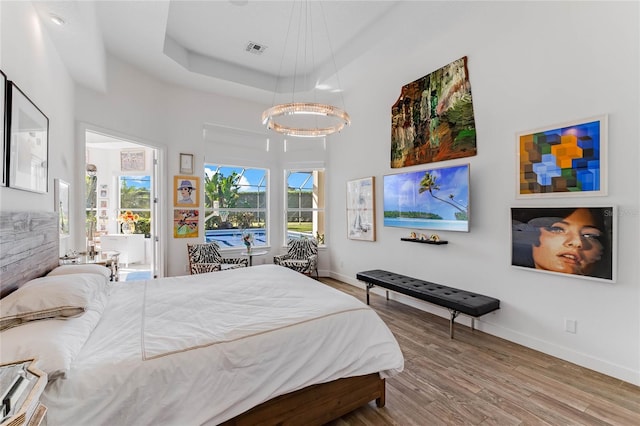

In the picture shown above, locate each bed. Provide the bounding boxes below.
[0,211,404,425]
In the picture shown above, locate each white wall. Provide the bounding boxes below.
[327,1,639,385]
[1,1,638,386]
[0,1,76,255]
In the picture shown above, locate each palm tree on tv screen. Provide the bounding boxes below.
[418,172,467,219]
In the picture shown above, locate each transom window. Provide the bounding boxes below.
[203,165,268,249]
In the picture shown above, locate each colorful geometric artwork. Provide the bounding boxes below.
[391,56,477,168]
[517,116,607,198]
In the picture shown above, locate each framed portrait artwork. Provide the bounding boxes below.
[1,70,6,187]
[174,209,199,238]
[54,178,70,237]
[180,153,194,174]
[99,184,108,198]
[511,206,616,282]
[346,176,376,241]
[121,149,145,172]
[7,81,49,193]
[174,175,199,207]
[516,115,607,198]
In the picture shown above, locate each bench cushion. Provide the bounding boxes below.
[356,269,500,317]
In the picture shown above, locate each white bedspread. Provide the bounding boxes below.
[42,265,404,425]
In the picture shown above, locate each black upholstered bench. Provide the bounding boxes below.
[356,269,500,338]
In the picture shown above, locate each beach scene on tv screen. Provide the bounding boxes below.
[383,164,470,232]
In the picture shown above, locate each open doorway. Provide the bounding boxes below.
[85,130,163,281]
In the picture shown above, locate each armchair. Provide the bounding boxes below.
[273,238,318,278]
[187,242,248,274]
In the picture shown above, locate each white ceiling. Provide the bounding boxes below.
[34,0,400,104]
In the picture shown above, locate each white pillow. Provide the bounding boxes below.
[0,291,108,379]
[0,273,109,331]
[47,264,111,280]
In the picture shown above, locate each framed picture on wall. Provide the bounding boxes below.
[7,81,49,193]
[1,70,6,187]
[99,184,108,198]
[511,206,616,282]
[54,178,70,237]
[121,149,145,172]
[180,153,194,174]
[516,115,607,198]
[99,199,108,209]
[174,175,199,207]
[174,209,199,238]
[346,176,376,241]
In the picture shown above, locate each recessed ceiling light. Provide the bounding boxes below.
[49,13,66,26]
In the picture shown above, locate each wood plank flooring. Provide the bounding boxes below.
[320,277,640,426]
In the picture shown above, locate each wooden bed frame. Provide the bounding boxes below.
[0,211,388,425]
[222,374,385,425]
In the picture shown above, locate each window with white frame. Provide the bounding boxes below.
[285,169,325,245]
[118,176,151,236]
[203,164,268,249]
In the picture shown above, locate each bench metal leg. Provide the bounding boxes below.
[386,290,389,301]
[366,284,374,305]
[471,317,475,332]
[448,310,460,339]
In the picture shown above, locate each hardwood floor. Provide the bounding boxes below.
[319,277,640,426]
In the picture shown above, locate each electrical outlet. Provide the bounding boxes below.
[564,319,577,334]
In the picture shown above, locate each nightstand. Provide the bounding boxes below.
[59,251,120,281]
[0,359,47,426]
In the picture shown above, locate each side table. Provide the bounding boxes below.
[240,250,268,267]
[0,359,47,426]
[59,251,120,281]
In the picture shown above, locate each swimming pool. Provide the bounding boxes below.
[205,229,311,247]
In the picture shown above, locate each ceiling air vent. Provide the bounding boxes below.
[245,42,267,55]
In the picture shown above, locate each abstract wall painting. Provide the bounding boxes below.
[517,116,607,198]
[391,56,477,168]
[173,209,199,238]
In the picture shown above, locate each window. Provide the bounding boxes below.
[285,169,325,245]
[203,165,268,249]
[118,176,151,235]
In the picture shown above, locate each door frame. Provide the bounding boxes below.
[79,122,166,278]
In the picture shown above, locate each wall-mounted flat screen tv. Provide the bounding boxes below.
[383,163,470,232]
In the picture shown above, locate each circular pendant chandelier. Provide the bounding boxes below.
[262,102,350,138]
[262,1,351,138]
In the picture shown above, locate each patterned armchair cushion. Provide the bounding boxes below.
[189,263,221,275]
[273,238,318,277]
[187,243,248,274]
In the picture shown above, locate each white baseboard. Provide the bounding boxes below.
[328,271,639,386]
